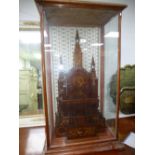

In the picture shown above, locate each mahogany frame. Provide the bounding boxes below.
[40,9,50,147]
[115,13,122,139]
[35,0,126,154]
[100,26,104,114]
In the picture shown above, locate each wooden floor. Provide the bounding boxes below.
[19,116,135,155]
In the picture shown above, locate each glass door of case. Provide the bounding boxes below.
[36,0,126,152]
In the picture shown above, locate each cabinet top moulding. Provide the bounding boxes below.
[35,0,127,27]
[35,0,127,11]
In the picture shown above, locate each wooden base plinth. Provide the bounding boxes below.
[43,140,124,155]
[43,128,124,155]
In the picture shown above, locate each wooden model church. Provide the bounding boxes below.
[55,30,105,139]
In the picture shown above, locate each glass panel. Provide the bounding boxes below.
[43,5,120,145]
[103,15,119,136]
[19,28,45,127]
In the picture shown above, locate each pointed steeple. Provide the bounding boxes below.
[73,30,83,68]
[75,30,80,43]
[91,56,96,80]
[91,56,95,69]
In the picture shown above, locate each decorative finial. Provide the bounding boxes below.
[91,56,95,68]
[91,56,96,80]
[75,30,80,43]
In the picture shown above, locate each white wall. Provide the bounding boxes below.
[19,0,40,21]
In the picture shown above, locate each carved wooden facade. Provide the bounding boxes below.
[55,31,105,139]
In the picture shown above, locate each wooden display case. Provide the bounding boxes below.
[35,0,127,154]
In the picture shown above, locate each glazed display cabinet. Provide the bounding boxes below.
[35,0,127,154]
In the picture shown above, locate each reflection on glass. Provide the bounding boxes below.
[19,29,45,127]
[104,15,119,135]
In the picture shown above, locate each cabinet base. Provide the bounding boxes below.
[43,140,125,155]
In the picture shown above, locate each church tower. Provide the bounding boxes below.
[55,31,105,139]
[73,30,83,68]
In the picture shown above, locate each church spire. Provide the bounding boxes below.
[91,56,96,80]
[73,30,83,68]
[75,30,80,43]
[91,56,95,69]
